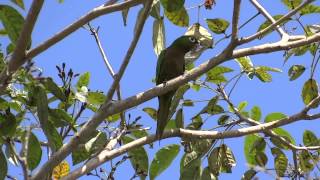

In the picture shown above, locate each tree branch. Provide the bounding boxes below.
[0,0,44,93]
[219,85,320,151]
[31,26,320,180]
[0,0,145,94]
[240,0,314,44]
[41,31,319,180]
[105,1,152,102]
[250,0,288,37]
[231,0,241,43]
[66,93,320,178]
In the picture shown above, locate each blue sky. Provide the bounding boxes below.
[2,0,320,179]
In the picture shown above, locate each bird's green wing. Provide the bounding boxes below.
[156,49,167,84]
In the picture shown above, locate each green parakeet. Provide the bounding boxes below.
[156,35,199,139]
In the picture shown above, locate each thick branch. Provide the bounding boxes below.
[219,86,320,151]
[0,0,44,93]
[66,94,320,178]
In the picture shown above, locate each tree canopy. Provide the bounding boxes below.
[0,0,320,179]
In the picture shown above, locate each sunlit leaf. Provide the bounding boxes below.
[241,169,257,180]
[24,132,42,170]
[303,130,319,146]
[164,7,189,27]
[206,18,230,34]
[175,108,184,128]
[288,65,305,81]
[123,136,149,179]
[0,5,25,44]
[143,107,157,120]
[160,0,184,12]
[150,144,180,180]
[302,78,319,108]
[257,15,291,39]
[76,72,90,90]
[153,18,166,56]
[250,106,261,121]
[255,151,268,167]
[265,112,287,122]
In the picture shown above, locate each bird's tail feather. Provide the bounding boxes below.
[156,93,173,140]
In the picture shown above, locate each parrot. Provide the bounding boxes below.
[155,35,199,140]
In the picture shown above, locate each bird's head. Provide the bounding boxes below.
[171,35,199,53]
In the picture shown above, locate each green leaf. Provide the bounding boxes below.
[238,101,248,112]
[303,130,319,146]
[298,150,314,173]
[106,113,120,122]
[250,106,261,121]
[257,15,291,39]
[255,151,268,167]
[76,72,90,90]
[25,132,42,170]
[0,5,25,44]
[150,144,180,180]
[235,56,254,74]
[85,131,107,154]
[164,7,189,27]
[270,128,296,149]
[49,108,74,127]
[241,169,257,180]
[265,112,287,122]
[42,78,66,101]
[244,134,263,165]
[288,65,305,81]
[220,144,236,173]
[0,149,7,180]
[201,167,217,180]
[218,115,230,125]
[123,136,149,179]
[271,148,288,177]
[175,108,184,128]
[152,18,166,56]
[72,145,89,165]
[143,107,157,120]
[206,66,233,84]
[281,0,302,9]
[150,0,161,19]
[87,91,106,105]
[36,86,62,151]
[160,0,184,12]
[302,79,319,107]
[180,154,201,179]
[208,146,222,175]
[0,112,17,137]
[206,18,230,34]
[10,0,25,9]
[255,67,272,82]
[300,4,320,15]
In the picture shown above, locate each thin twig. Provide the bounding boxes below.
[240,0,314,44]
[87,24,126,128]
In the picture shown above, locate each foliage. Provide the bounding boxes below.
[0,0,320,179]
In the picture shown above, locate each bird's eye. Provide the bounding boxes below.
[189,36,196,43]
